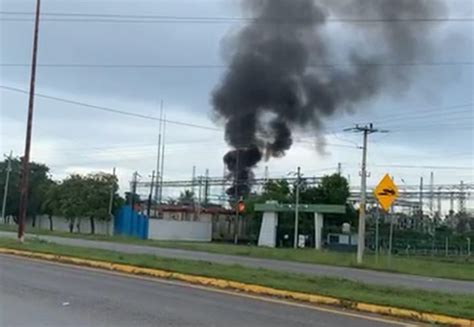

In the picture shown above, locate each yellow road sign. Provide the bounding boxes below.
[374,174,398,212]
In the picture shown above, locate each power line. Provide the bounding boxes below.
[372,164,473,170]
[371,105,473,124]
[389,123,473,131]
[1,62,473,68]
[295,139,359,149]
[0,85,221,132]
[326,103,474,131]
[379,116,474,129]
[1,11,473,23]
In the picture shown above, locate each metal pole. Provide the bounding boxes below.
[131,172,138,210]
[221,164,226,205]
[445,236,448,257]
[155,101,163,202]
[108,167,116,216]
[419,177,423,232]
[204,169,209,204]
[375,203,380,262]
[197,175,202,219]
[18,0,41,242]
[192,166,196,195]
[294,166,301,248]
[1,151,13,223]
[467,237,471,257]
[388,212,394,265]
[159,114,166,203]
[147,170,155,217]
[233,151,240,245]
[357,128,369,264]
[429,172,434,216]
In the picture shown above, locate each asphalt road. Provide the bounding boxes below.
[1,231,473,294]
[0,255,409,327]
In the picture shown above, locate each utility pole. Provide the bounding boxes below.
[196,173,203,220]
[155,101,164,202]
[1,151,13,223]
[192,166,198,218]
[107,167,116,236]
[233,150,240,245]
[294,166,301,248]
[159,114,166,203]
[204,169,210,204]
[459,180,466,214]
[222,164,227,205]
[437,186,442,217]
[419,177,423,232]
[429,172,434,216]
[450,192,454,214]
[108,167,116,217]
[192,166,197,195]
[337,162,342,175]
[468,237,471,257]
[130,172,139,211]
[18,0,41,242]
[344,124,387,264]
[147,170,155,217]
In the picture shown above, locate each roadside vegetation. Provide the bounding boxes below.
[0,237,472,319]
[0,224,472,281]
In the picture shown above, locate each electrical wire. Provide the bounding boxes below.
[1,62,473,68]
[1,11,473,23]
[0,85,222,132]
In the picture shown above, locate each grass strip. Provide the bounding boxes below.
[1,224,472,281]
[0,237,472,319]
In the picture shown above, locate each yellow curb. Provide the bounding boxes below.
[0,247,472,326]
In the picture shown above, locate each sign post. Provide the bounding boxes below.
[374,174,399,261]
[375,203,380,263]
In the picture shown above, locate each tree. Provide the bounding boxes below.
[178,190,195,205]
[125,192,140,205]
[41,182,60,231]
[318,174,350,205]
[0,157,52,223]
[56,175,88,233]
[55,173,119,234]
[84,173,118,234]
[262,180,291,203]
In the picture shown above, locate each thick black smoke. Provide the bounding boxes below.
[213,0,444,198]
[223,147,262,198]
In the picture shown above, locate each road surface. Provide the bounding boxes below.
[0,254,410,327]
[0,231,472,294]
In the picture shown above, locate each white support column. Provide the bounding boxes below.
[314,213,324,250]
[258,211,278,247]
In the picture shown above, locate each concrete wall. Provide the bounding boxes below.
[2,215,113,235]
[161,211,212,223]
[148,219,212,241]
[212,214,234,240]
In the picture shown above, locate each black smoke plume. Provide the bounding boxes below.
[213,0,444,198]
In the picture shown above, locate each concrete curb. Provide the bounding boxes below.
[1,247,472,326]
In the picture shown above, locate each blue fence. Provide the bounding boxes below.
[114,205,149,240]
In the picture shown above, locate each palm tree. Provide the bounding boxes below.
[178,190,195,205]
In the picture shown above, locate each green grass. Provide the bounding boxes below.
[1,224,472,281]
[0,237,472,319]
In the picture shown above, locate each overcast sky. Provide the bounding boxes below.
[0,0,473,208]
